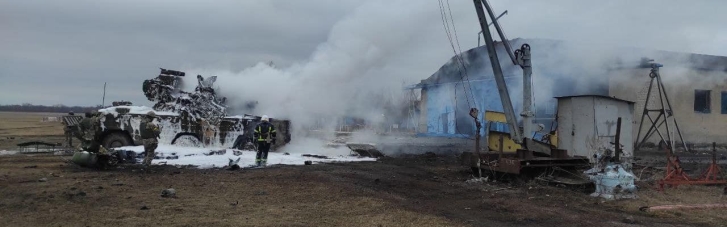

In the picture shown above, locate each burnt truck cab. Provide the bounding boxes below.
[96,106,291,150]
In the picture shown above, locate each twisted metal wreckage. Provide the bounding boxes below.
[70,68,291,168]
[143,69,228,126]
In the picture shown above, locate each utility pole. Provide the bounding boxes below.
[477,10,508,47]
[101,82,107,107]
[474,0,534,141]
[472,0,522,143]
[517,44,534,139]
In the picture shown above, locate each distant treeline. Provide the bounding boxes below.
[0,104,102,114]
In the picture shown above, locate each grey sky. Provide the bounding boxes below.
[1,0,725,106]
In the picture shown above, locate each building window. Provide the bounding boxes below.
[694,90,711,113]
[722,91,727,114]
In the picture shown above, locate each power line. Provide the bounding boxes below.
[446,0,463,55]
[438,0,476,109]
[446,0,478,108]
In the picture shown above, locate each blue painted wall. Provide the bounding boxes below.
[425,84,456,134]
[425,77,521,136]
[418,39,610,138]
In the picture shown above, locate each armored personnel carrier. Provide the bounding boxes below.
[95,106,291,150]
[72,68,291,168]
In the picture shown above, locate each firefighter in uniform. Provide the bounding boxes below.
[140,111,161,167]
[253,115,276,167]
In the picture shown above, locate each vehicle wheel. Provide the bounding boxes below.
[173,134,202,147]
[102,133,133,149]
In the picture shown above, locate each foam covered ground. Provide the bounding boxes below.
[115,142,376,169]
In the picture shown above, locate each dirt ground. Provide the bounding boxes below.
[0,112,79,151]
[2,111,726,226]
[0,153,725,227]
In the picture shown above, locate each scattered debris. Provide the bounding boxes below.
[346,143,384,158]
[283,152,290,155]
[640,204,727,212]
[491,187,511,192]
[140,205,149,210]
[38,178,47,182]
[255,191,267,196]
[466,177,488,184]
[227,157,241,170]
[96,186,104,190]
[304,161,313,165]
[585,151,637,200]
[112,182,124,186]
[161,188,176,198]
[302,154,329,159]
[206,150,226,156]
[622,216,637,224]
[230,201,239,207]
[23,165,37,169]
[76,191,87,197]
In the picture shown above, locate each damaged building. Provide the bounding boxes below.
[409,38,727,150]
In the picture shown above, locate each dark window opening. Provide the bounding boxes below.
[694,90,711,113]
[721,91,727,114]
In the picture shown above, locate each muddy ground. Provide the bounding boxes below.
[0,153,725,227]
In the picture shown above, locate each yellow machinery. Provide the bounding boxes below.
[484,111,558,152]
[485,111,521,152]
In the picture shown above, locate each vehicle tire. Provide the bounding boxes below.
[172,134,202,147]
[102,132,133,149]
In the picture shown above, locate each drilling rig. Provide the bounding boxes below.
[465,0,591,182]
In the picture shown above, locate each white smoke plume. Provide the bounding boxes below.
[174,0,726,151]
[181,0,463,138]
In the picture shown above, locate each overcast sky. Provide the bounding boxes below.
[1,0,726,106]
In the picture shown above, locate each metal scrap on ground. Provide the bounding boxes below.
[346,143,385,158]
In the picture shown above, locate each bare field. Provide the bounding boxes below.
[1,112,726,226]
[0,153,725,227]
[0,111,77,150]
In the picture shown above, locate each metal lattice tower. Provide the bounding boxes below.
[634,62,689,152]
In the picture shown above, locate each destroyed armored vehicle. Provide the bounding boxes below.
[71,68,291,168]
[97,68,291,150]
[95,106,291,150]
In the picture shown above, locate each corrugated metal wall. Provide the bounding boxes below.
[557,96,634,162]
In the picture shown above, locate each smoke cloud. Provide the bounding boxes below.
[182,0,463,137]
[172,0,727,152]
